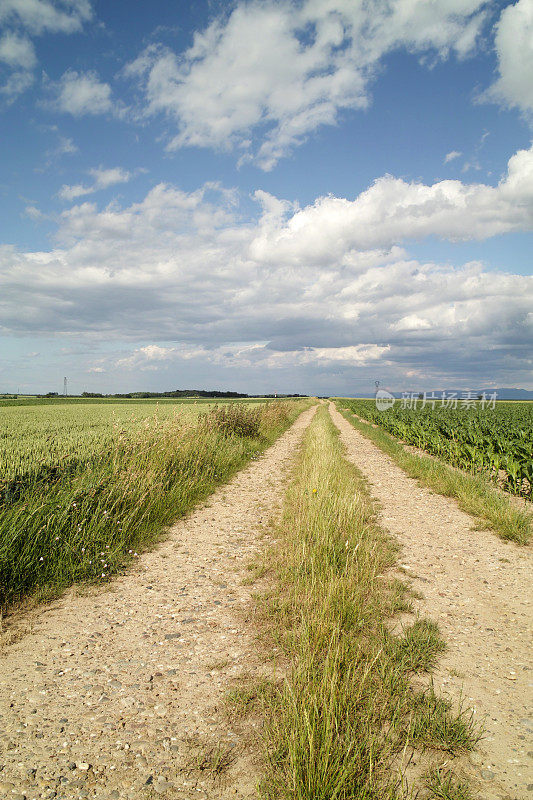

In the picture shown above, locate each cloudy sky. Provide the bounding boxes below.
[0,0,532,396]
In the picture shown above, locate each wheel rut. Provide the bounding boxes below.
[330,402,532,800]
[0,406,316,800]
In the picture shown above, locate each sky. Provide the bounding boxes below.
[0,0,532,396]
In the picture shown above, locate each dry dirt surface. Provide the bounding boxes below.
[0,406,316,800]
[330,403,533,800]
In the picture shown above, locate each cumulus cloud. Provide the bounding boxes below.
[106,341,390,374]
[0,31,36,98]
[116,344,176,369]
[52,68,112,115]
[0,146,532,386]
[126,0,490,168]
[58,167,133,201]
[483,0,533,116]
[0,0,93,34]
[249,144,533,263]
[0,31,36,68]
[0,65,33,98]
[0,1,93,100]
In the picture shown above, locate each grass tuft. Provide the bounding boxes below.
[424,766,475,799]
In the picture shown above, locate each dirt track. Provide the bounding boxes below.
[0,407,316,800]
[1,402,531,800]
[330,403,533,800]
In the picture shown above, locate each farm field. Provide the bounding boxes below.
[0,398,306,608]
[337,399,533,499]
[0,398,272,487]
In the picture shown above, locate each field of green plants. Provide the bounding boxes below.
[0,398,305,608]
[0,398,270,489]
[338,399,533,499]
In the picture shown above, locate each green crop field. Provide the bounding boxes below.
[0,398,270,487]
[337,399,533,499]
[0,398,306,608]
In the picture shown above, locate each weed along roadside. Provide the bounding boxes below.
[0,399,312,613]
[243,405,478,799]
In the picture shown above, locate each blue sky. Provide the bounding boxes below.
[0,0,532,395]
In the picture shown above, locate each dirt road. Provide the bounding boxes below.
[330,403,532,800]
[0,407,316,800]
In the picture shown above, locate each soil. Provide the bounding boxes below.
[0,406,316,800]
[330,403,533,800]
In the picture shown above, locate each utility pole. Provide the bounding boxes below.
[64,377,68,397]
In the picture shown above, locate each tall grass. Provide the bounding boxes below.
[337,405,531,545]
[0,401,308,610]
[253,407,478,799]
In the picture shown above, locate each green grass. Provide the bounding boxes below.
[0,400,311,610]
[250,406,478,799]
[336,405,532,545]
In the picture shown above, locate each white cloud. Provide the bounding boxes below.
[0,146,531,386]
[0,1,93,101]
[127,0,490,168]
[0,31,36,98]
[483,0,533,115]
[249,144,533,264]
[109,341,390,373]
[444,150,462,163]
[56,135,77,154]
[53,69,112,116]
[0,0,93,35]
[116,345,176,369]
[24,204,46,220]
[0,31,36,68]
[37,134,78,170]
[58,167,133,201]
[0,66,33,98]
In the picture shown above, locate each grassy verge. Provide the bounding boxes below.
[336,404,531,545]
[0,401,311,611]
[246,406,478,799]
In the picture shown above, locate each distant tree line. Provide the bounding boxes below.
[33,389,307,399]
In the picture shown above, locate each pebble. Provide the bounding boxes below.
[76,762,90,771]
[481,769,496,780]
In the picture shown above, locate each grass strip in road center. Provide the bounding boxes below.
[255,406,478,799]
